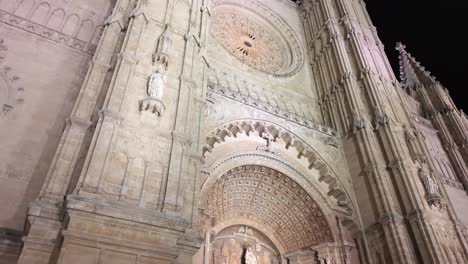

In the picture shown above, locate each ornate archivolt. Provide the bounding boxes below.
[202,120,352,211]
[204,165,333,252]
[210,0,304,77]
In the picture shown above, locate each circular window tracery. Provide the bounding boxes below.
[210,3,304,77]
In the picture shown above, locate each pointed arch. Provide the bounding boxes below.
[151,0,168,23]
[62,14,80,36]
[30,2,50,24]
[46,8,65,31]
[76,19,94,42]
[14,0,35,18]
[171,0,191,31]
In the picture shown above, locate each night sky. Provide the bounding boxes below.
[364,1,468,112]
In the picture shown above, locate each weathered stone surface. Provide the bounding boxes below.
[0,0,467,263]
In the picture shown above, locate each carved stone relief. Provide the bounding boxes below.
[139,29,171,117]
[203,120,351,211]
[0,39,25,117]
[418,161,444,209]
[207,81,334,136]
[256,131,280,155]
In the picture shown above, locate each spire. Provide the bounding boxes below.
[396,43,439,90]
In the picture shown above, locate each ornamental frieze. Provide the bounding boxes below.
[207,81,337,137]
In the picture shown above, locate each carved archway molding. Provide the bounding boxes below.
[202,119,354,213]
[201,151,348,218]
[202,164,334,252]
[200,150,359,243]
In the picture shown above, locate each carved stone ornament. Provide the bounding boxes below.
[352,114,368,133]
[418,163,444,208]
[210,1,304,77]
[245,247,257,264]
[0,39,25,117]
[376,112,389,126]
[256,131,280,155]
[147,63,165,99]
[139,97,165,117]
[237,226,254,236]
[325,136,339,148]
[354,116,367,129]
[139,52,169,117]
[419,165,438,195]
[207,82,337,136]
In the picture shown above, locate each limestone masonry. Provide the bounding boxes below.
[1,0,467,263]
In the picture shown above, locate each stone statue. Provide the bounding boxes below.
[419,164,439,196]
[147,64,165,99]
[245,247,257,264]
[262,132,275,153]
[427,174,439,195]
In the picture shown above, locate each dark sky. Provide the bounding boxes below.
[364,0,468,112]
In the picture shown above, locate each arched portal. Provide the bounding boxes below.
[204,165,333,252]
[197,164,361,264]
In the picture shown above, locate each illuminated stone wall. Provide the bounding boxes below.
[0,0,467,263]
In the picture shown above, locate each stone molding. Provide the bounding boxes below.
[202,151,354,219]
[0,10,97,55]
[66,195,191,232]
[207,82,336,136]
[203,120,353,214]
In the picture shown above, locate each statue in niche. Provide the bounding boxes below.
[419,163,439,196]
[245,247,257,264]
[147,63,166,99]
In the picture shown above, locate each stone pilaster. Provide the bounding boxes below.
[17,1,133,263]
[48,0,207,262]
[301,0,467,263]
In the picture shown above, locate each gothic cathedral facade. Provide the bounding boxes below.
[1,0,468,263]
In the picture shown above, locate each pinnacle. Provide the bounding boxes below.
[396,42,439,90]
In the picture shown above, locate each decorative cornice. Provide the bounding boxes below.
[0,10,97,55]
[207,82,336,136]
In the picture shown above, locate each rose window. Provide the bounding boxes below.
[210,4,304,77]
